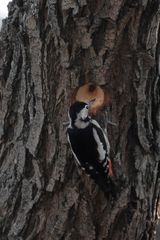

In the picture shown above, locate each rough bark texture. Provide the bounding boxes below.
[0,0,160,239]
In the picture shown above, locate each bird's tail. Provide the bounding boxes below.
[90,173,116,199]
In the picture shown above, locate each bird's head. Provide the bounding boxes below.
[68,100,95,128]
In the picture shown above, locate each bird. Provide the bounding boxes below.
[67,100,114,196]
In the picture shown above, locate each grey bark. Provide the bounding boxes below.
[0,0,160,239]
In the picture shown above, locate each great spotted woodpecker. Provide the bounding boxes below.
[67,100,114,195]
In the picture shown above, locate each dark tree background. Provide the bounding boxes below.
[0,0,160,239]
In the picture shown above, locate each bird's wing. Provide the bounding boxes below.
[91,119,111,173]
[91,119,110,155]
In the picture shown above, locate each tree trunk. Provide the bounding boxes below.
[0,0,160,239]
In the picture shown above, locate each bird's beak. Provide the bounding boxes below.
[88,98,96,108]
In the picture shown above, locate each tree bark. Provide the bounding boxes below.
[0,0,160,239]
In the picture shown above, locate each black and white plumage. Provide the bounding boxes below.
[67,101,114,195]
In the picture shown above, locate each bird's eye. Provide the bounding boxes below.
[86,105,89,109]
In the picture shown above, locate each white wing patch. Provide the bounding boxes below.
[89,165,94,170]
[93,128,106,161]
[91,119,110,155]
[91,119,101,128]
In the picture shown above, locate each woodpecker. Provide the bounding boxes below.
[67,100,114,195]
